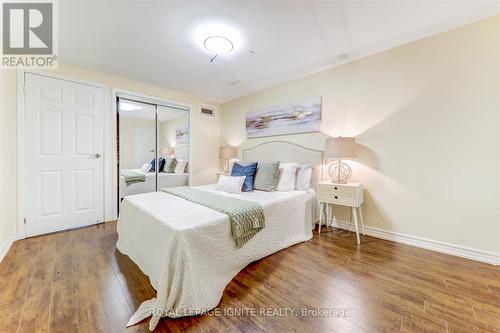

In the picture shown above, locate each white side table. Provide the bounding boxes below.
[317,181,365,244]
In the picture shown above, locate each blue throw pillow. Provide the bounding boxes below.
[231,162,258,192]
[149,158,165,172]
[158,158,166,172]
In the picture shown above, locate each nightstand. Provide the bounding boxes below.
[216,172,230,180]
[317,181,365,244]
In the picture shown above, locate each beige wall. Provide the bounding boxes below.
[221,16,500,254]
[1,63,220,242]
[159,115,189,160]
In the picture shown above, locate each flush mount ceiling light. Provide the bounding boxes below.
[204,36,233,54]
[119,100,142,111]
[192,22,243,63]
[204,36,233,62]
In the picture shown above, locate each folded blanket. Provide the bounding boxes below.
[122,169,146,186]
[162,186,265,247]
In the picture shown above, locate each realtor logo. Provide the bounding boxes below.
[1,1,57,68]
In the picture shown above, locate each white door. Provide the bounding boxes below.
[132,127,155,168]
[24,73,104,236]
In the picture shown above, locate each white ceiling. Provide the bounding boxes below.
[59,1,499,103]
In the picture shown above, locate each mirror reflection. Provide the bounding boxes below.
[118,97,189,204]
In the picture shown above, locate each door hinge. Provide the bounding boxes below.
[22,86,26,95]
[23,218,27,224]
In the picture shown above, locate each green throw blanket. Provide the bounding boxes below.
[122,170,146,186]
[162,187,265,248]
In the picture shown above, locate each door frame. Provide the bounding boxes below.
[112,89,193,218]
[17,70,108,239]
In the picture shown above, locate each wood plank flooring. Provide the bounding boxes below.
[0,222,498,333]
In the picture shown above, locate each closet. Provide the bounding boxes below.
[117,94,190,209]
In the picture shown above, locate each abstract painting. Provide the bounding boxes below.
[176,127,189,143]
[246,96,321,138]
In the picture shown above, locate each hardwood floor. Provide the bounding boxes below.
[0,222,498,333]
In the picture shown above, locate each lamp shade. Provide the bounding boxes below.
[219,146,237,159]
[161,146,173,156]
[324,137,357,159]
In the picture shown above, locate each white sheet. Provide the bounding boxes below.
[119,169,188,198]
[116,184,319,330]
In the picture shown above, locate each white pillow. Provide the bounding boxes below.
[215,175,246,194]
[140,163,151,173]
[174,159,188,174]
[277,162,299,192]
[295,164,312,191]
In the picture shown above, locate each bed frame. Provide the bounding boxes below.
[241,141,324,190]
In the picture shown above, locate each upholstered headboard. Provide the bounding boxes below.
[174,144,189,161]
[241,141,324,190]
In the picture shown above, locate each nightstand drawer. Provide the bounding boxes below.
[318,183,356,196]
[318,192,358,206]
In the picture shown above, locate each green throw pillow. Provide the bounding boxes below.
[253,161,280,191]
[163,157,176,173]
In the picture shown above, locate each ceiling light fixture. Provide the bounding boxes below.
[119,101,142,111]
[204,36,234,62]
[192,22,242,62]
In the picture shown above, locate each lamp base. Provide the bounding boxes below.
[328,160,352,184]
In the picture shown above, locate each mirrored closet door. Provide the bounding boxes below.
[117,94,189,207]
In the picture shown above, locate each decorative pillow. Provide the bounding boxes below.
[148,159,156,172]
[163,157,177,173]
[277,162,299,192]
[295,164,312,191]
[149,158,165,172]
[140,162,151,173]
[174,159,188,174]
[215,175,246,194]
[253,161,280,191]
[231,162,258,192]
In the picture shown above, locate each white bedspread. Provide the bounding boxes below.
[119,170,188,198]
[116,184,319,331]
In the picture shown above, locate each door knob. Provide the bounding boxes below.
[90,153,101,158]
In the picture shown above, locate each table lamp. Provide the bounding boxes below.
[219,146,237,173]
[324,137,357,183]
[161,146,173,157]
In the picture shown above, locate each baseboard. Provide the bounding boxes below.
[330,220,499,266]
[0,235,16,263]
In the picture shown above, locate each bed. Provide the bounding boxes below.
[117,141,323,330]
[119,170,188,198]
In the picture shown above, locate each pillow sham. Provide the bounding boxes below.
[295,164,312,191]
[174,159,188,174]
[215,175,246,194]
[231,162,258,192]
[253,161,280,191]
[277,162,299,192]
[163,157,177,173]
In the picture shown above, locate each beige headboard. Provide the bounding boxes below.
[174,144,189,161]
[241,141,324,190]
